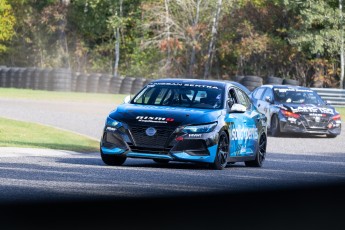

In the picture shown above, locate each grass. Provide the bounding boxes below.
[335,107,345,118]
[0,88,127,104]
[0,117,99,152]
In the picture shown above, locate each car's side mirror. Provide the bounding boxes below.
[325,100,331,105]
[265,96,273,104]
[124,95,131,104]
[229,103,247,113]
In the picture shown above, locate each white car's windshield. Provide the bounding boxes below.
[273,88,325,105]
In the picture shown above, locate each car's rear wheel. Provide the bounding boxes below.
[101,151,126,166]
[270,115,281,137]
[211,131,229,170]
[153,159,170,164]
[245,133,267,167]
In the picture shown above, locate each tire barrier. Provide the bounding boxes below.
[52,68,72,92]
[87,73,101,93]
[0,67,9,87]
[8,67,19,88]
[33,68,44,90]
[232,75,245,83]
[40,68,53,91]
[240,75,263,91]
[282,78,299,86]
[265,76,283,85]
[109,76,124,94]
[76,73,89,92]
[71,72,79,92]
[0,66,157,94]
[98,74,112,94]
[131,77,146,95]
[23,67,36,89]
[120,77,136,94]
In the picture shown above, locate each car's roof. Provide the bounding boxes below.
[150,78,251,94]
[259,84,312,91]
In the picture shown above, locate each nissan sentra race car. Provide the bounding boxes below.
[100,79,267,170]
[250,85,342,137]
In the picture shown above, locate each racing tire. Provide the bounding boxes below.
[101,151,126,166]
[153,159,170,164]
[270,115,281,137]
[245,133,267,167]
[210,131,229,170]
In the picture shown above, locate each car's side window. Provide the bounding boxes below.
[235,88,250,110]
[262,88,273,102]
[253,87,266,100]
[228,88,238,109]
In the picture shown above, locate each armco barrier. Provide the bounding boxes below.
[312,88,345,107]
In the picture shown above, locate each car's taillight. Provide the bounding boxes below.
[281,109,300,119]
[332,114,341,120]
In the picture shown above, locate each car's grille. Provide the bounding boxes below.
[129,125,176,148]
[303,115,329,129]
[127,144,171,154]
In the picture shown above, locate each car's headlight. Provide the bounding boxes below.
[106,117,122,128]
[182,122,217,133]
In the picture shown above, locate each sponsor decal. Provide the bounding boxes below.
[291,106,334,115]
[136,116,174,123]
[231,125,258,141]
[274,88,313,93]
[149,82,219,89]
[188,134,202,138]
[145,127,157,136]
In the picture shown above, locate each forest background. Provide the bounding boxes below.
[0,0,344,88]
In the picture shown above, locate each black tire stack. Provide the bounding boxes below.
[232,75,245,83]
[109,76,124,94]
[52,68,72,92]
[98,74,112,94]
[240,76,263,91]
[76,73,89,92]
[131,77,146,94]
[282,78,299,86]
[87,73,101,93]
[71,72,79,92]
[23,67,36,89]
[40,68,53,91]
[265,76,283,85]
[0,67,9,87]
[120,77,136,94]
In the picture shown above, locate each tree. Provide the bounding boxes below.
[0,0,16,53]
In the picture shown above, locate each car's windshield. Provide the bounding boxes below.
[132,82,224,109]
[273,87,325,105]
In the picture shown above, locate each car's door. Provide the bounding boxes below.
[234,88,260,156]
[225,87,259,157]
[257,87,274,127]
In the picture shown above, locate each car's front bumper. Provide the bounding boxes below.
[100,125,219,163]
[278,115,342,136]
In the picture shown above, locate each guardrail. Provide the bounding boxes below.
[312,88,345,107]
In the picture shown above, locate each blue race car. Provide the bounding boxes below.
[100,79,267,170]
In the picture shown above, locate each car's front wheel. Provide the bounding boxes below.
[210,131,229,170]
[101,151,126,166]
[245,133,267,167]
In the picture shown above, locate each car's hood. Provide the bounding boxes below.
[279,103,336,116]
[109,103,223,127]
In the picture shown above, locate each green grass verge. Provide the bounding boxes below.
[0,117,99,152]
[0,88,127,104]
[335,107,345,118]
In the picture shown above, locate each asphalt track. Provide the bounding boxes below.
[0,97,344,229]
